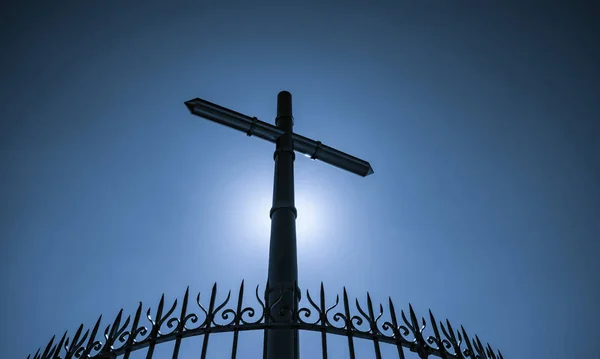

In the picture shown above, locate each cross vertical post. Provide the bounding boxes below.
[266,91,300,359]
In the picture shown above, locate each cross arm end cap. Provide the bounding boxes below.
[184,99,198,114]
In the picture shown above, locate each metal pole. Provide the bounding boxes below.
[266,91,300,359]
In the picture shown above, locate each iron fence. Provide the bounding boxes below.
[28,281,503,359]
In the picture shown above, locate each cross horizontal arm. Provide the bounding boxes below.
[185,97,374,177]
[185,97,282,142]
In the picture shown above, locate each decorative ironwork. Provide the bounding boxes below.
[28,281,503,359]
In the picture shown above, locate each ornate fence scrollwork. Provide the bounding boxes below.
[28,281,503,359]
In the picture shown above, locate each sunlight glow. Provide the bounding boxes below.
[232,173,333,252]
[295,193,325,241]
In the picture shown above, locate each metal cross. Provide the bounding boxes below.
[185,91,373,359]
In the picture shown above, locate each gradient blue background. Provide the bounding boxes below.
[1,1,598,358]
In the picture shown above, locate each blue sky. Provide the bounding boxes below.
[1,1,598,358]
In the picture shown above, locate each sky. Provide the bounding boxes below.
[1,1,599,358]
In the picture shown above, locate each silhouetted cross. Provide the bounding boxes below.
[185,91,373,359]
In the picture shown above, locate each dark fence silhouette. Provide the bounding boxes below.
[28,281,503,359]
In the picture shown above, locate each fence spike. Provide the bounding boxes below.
[73,323,84,344]
[131,301,143,340]
[388,298,398,328]
[108,309,123,341]
[320,282,325,299]
[320,282,327,326]
[41,335,55,359]
[446,319,455,340]
[472,334,486,357]
[460,325,476,359]
[156,294,166,321]
[81,315,102,357]
[342,287,351,326]
[52,330,67,359]
[236,280,245,316]
[182,287,190,314]
[408,304,419,331]
[429,310,442,349]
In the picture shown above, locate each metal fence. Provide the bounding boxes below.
[28,281,503,359]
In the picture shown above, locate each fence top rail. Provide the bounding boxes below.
[28,281,503,359]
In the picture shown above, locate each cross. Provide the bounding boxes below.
[185,91,373,359]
